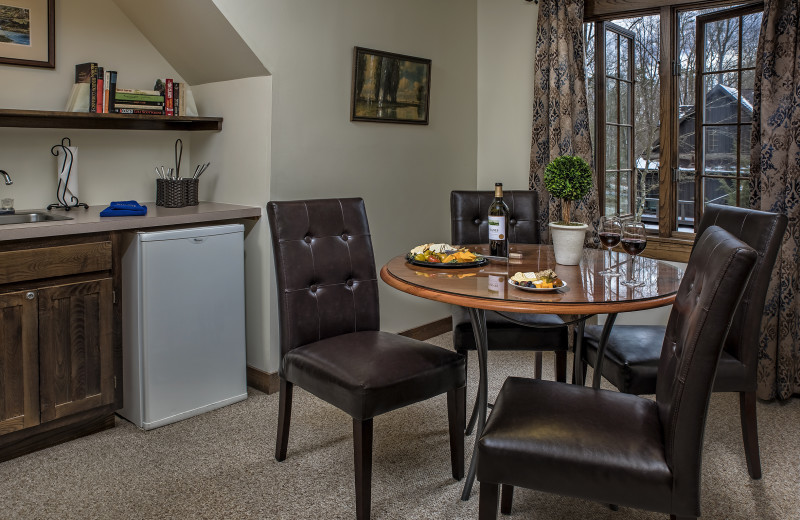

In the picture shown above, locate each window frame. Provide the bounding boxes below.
[595,22,637,219]
[583,0,764,258]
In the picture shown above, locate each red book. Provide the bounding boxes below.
[165,78,174,116]
[96,77,104,113]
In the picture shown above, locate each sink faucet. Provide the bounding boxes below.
[0,170,11,186]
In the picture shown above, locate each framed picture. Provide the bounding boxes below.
[0,0,54,68]
[351,47,431,125]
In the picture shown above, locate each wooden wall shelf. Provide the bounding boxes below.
[0,109,222,131]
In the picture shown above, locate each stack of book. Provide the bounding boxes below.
[114,89,164,115]
[69,62,117,113]
[66,63,193,117]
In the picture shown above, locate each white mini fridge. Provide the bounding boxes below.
[118,224,247,430]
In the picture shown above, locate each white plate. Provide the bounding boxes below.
[508,280,567,292]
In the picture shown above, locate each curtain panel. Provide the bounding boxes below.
[749,0,800,400]
[529,0,600,244]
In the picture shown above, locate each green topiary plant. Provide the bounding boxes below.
[543,155,593,225]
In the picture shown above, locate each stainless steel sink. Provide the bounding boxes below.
[0,211,74,225]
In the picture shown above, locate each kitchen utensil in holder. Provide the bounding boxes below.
[156,178,185,208]
[48,137,89,211]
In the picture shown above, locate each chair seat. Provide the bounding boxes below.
[283,331,466,421]
[583,324,751,394]
[452,307,568,351]
[477,377,673,514]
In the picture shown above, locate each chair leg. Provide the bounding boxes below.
[479,482,500,520]
[555,350,567,383]
[534,352,543,379]
[353,418,374,520]
[500,484,514,515]
[275,378,293,461]
[448,386,466,480]
[740,391,762,479]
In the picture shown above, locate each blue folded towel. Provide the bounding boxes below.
[100,200,147,217]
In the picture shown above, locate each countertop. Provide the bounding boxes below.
[0,202,262,242]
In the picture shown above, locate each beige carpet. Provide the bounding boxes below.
[1,333,798,519]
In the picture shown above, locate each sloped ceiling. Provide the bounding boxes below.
[111,0,269,85]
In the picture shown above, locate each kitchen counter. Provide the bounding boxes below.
[0,202,262,242]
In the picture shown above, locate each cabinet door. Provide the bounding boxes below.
[0,291,39,434]
[38,278,114,423]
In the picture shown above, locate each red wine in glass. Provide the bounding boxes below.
[621,220,647,287]
[621,238,647,255]
[599,216,622,276]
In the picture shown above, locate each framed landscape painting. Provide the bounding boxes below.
[350,47,431,125]
[0,0,54,68]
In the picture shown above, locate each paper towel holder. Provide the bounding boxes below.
[48,137,88,211]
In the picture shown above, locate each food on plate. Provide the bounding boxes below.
[409,243,481,264]
[509,269,563,288]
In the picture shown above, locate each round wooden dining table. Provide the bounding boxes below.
[380,243,683,500]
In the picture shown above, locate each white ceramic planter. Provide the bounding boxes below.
[549,222,588,265]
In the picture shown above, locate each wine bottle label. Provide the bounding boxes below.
[488,216,506,240]
[487,275,503,294]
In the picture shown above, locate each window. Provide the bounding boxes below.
[584,0,763,240]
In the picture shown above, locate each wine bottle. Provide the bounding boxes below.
[488,183,509,257]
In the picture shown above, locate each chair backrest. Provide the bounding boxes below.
[694,204,787,384]
[450,190,540,245]
[656,226,757,514]
[267,198,380,362]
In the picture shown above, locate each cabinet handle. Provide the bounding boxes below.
[26,291,35,300]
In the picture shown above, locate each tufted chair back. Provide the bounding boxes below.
[267,198,380,363]
[450,190,540,245]
[656,225,757,514]
[693,204,787,391]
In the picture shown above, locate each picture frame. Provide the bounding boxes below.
[350,47,431,125]
[0,0,55,68]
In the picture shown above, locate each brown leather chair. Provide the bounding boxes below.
[267,198,466,520]
[450,190,569,383]
[476,226,757,519]
[580,204,787,480]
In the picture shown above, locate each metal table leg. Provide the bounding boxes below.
[591,313,618,389]
[573,319,586,386]
[461,307,488,501]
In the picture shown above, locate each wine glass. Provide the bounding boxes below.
[621,220,647,287]
[598,215,622,276]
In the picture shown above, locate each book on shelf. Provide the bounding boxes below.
[96,67,104,114]
[116,88,161,95]
[102,69,111,113]
[107,71,117,112]
[114,103,164,111]
[172,81,180,117]
[114,92,164,102]
[113,108,165,115]
[165,78,174,116]
[178,82,186,116]
[75,62,99,112]
[112,99,164,107]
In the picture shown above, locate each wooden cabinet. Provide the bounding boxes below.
[0,235,118,462]
[38,278,115,423]
[0,290,39,435]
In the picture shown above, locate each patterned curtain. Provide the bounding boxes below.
[749,0,800,400]
[529,0,600,245]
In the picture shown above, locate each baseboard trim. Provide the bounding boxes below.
[398,316,452,341]
[247,366,280,395]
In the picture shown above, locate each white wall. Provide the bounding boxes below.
[477,0,538,191]
[214,0,479,335]
[191,76,274,373]
[0,0,190,209]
